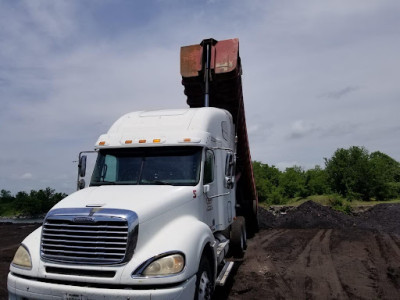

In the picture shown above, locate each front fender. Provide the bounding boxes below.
[121,215,215,285]
[9,226,42,278]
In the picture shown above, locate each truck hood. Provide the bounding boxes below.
[51,185,196,223]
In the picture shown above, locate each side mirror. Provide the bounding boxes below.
[76,150,97,191]
[79,155,87,177]
[225,176,234,189]
[78,179,86,190]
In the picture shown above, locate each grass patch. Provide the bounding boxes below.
[348,198,400,206]
[0,201,20,217]
[259,195,400,213]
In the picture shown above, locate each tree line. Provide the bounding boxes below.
[1,146,399,216]
[253,146,400,205]
[0,187,67,217]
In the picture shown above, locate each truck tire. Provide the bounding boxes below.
[195,255,213,300]
[230,216,247,258]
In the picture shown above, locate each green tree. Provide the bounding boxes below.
[252,161,282,204]
[325,146,371,200]
[253,161,272,203]
[253,146,400,203]
[305,165,330,195]
[0,189,14,203]
[13,188,67,216]
[369,151,400,200]
[280,166,306,198]
[324,148,350,196]
[15,191,35,215]
[325,146,400,201]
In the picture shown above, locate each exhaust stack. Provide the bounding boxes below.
[200,38,217,107]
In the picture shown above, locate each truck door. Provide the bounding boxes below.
[203,149,217,231]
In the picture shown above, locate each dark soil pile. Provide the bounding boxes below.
[258,200,400,233]
[257,205,276,229]
[354,203,400,235]
[274,201,354,229]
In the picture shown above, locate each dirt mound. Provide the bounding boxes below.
[355,203,400,235]
[276,201,355,229]
[258,200,400,234]
[258,200,355,230]
[257,206,276,229]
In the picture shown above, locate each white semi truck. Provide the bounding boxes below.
[8,38,258,300]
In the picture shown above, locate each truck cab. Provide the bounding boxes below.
[8,108,245,300]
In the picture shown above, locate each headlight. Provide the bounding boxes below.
[12,245,32,269]
[139,253,185,276]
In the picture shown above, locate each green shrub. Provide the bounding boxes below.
[328,195,352,214]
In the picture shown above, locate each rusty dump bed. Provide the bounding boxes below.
[180,38,258,219]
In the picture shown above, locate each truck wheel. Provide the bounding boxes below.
[195,256,213,300]
[230,216,246,258]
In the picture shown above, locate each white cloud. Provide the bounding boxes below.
[20,173,33,180]
[289,120,319,139]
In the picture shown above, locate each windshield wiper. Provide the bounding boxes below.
[91,181,116,186]
[153,180,172,185]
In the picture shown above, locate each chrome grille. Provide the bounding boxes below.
[41,208,138,265]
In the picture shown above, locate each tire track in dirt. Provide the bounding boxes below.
[386,234,400,290]
[260,228,287,246]
[362,234,395,299]
[327,229,400,300]
[372,233,400,296]
[384,234,400,257]
[229,229,295,299]
[226,203,400,300]
[283,229,348,300]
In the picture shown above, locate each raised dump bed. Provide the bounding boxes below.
[180,38,258,232]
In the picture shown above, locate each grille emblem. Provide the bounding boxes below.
[73,216,95,223]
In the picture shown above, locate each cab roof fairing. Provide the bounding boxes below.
[94,108,234,149]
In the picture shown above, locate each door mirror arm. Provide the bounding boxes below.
[78,179,86,190]
[203,184,210,194]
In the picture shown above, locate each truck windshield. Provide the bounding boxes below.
[90,146,202,186]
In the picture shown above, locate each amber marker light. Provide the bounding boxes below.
[139,139,146,143]
[125,140,133,144]
[99,141,106,146]
[153,139,161,143]
[183,138,191,142]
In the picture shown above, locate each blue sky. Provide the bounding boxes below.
[1,0,400,194]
